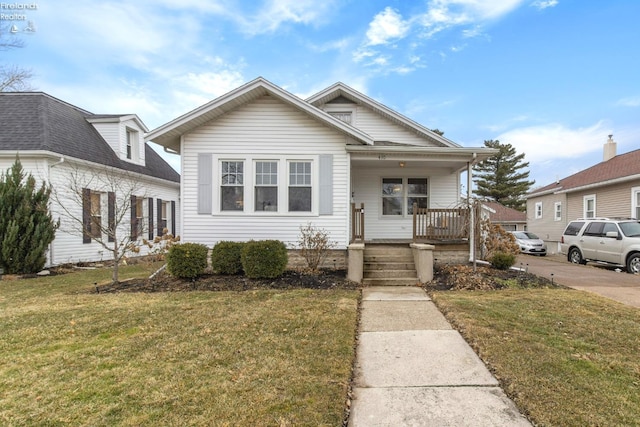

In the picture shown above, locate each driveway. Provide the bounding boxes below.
[516,254,640,308]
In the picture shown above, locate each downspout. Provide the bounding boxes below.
[48,156,65,267]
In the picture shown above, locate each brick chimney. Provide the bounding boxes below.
[603,134,617,162]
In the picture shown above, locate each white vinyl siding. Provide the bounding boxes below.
[181,95,350,248]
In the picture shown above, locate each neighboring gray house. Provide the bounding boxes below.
[526,136,640,254]
[146,77,496,266]
[0,92,180,266]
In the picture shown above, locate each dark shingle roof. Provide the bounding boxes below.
[0,92,179,183]
[482,201,526,222]
[529,149,640,196]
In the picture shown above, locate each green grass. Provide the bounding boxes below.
[0,264,359,426]
[432,288,640,427]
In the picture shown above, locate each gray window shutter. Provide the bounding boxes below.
[319,154,333,215]
[130,195,137,239]
[157,198,163,236]
[171,201,176,236]
[198,153,213,214]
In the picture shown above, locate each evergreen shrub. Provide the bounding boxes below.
[489,251,517,270]
[241,240,288,279]
[211,241,245,275]
[167,243,208,279]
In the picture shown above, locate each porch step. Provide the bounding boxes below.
[362,245,418,286]
[362,277,421,286]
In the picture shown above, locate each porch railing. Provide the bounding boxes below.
[351,202,365,243]
[413,205,470,241]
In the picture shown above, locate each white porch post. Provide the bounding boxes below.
[467,160,475,263]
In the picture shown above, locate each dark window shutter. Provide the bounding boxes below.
[130,195,137,239]
[108,192,115,243]
[198,153,213,214]
[157,198,163,236]
[82,188,91,243]
[319,154,333,215]
[171,201,176,236]
[148,197,154,240]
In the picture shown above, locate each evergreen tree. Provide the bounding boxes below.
[0,158,58,273]
[473,140,535,211]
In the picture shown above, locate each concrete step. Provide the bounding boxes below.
[362,277,420,286]
[364,269,418,279]
[364,254,414,263]
[364,262,416,271]
[364,246,413,257]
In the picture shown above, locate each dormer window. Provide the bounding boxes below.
[126,128,138,161]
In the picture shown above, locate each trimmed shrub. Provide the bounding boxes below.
[211,241,245,275]
[241,240,288,279]
[167,243,208,279]
[489,251,517,270]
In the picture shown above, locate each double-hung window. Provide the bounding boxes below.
[289,161,312,212]
[535,202,543,219]
[382,178,428,216]
[255,161,278,211]
[221,161,244,211]
[554,202,562,221]
[90,192,102,238]
[583,195,596,218]
[633,187,640,219]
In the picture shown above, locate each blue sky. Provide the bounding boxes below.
[3,0,639,189]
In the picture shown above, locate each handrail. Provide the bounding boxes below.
[351,203,365,243]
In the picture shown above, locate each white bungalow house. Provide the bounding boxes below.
[0,92,180,267]
[146,77,495,282]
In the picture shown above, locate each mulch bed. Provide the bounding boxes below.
[95,269,358,293]
[424,263,560,291]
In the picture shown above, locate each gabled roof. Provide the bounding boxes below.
[306,82,460,148]
[528,149,640,197]
[482,201,526,223]
[0,92,179,183]
[146,77,374,151]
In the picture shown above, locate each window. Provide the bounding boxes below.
[126,128,138,161]
[90,192,102,238]
[289,161,311,212]
[255,161,278,211]
[382,178,403,216]
[221,161,244,211]
[161,201,169,233]
[136,197,145,236]
[407,178,428,214]
[633,187,640,219]
[583,195,596,218]
[554,202,562,221]
[535,202,542,219]
[382,178,428,216]
[329,112,352,124]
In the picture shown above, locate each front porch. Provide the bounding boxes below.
[348,205,473,284]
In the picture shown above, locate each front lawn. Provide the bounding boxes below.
[0,264,359,426]
[432,288,640,426]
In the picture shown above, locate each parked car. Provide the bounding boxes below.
[560,218,640,274]
[510,231,547,256]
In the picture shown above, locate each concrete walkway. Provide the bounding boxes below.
[348,286,531,426]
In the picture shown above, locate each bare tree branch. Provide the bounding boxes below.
[0,23,34,92]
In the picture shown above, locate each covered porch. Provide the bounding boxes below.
[346,145,492,284]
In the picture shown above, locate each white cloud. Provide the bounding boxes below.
[419,0,525,30]
[239,0,340,34]
[616,96,640,107]
[496,121,609,164]
[531,0,559,10]
[365,7,410,46]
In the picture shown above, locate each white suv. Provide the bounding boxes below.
[560,218,640,274]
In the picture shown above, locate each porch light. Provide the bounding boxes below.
[399,161,406,168]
